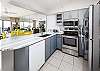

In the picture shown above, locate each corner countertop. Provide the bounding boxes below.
[0,32,63,51]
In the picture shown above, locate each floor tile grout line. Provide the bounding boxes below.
[41,50,84,71]
[47,51,65,71]
[39,62,49,71]
[40,51,60,71]
[48,62,59,69]
[72,56,74,71]
[57,52,65,71]
[40,50,88,71]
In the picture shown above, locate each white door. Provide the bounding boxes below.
[29,40,45,71]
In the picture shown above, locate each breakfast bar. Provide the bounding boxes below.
[0,32,62,71]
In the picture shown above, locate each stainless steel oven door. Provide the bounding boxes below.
[62,35,78,51]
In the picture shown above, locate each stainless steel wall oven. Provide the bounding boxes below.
[62,31,79,56]
[62,18,79,56]
[63,35,78,47]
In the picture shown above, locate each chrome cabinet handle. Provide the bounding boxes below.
[90,39,93,40]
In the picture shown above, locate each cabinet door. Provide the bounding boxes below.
[2,50,14,71]
[54,35,57,50]
[79,8,88,19]
[78,8,88,29]
[84,9,89,18]
[50,36,55,54]
[45,38,51,61]
[57,35,62,49]
[70,10,78,18]
[14,47,29,71]
[63,11,70,19]
[29,40,45,71]
[92,5,100,71]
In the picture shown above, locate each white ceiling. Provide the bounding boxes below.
[1,0,35,17]
[1,0,99,16]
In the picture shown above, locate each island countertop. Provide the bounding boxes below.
[0,32,63,51]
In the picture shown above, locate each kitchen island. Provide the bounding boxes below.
[0,32,63,71]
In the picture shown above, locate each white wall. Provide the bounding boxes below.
[47,15,64,32]
[0,1,1,16]
[0,51,1,71]
[0,1,1,70]
[47,15,58,32]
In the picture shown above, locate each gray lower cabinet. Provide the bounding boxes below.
[50,36,55,54]
[2,50,14,71]
[45,35,58,61]
[45,38,51,61]
[56,35,62,49]
[14,40,45,71]
[54,35,57,50]
[14,47,29,71]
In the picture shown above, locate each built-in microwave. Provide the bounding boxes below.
[63,19,79,26]
[63,21,78,26]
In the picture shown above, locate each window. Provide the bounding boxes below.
[24,22,30,28]
[20,22,24,28]
[30,22,33,29]
[0,20,2,34]
[3,21,11,31]
[4,21,11,28]
[12,22,16,25]
[20,22,33,29]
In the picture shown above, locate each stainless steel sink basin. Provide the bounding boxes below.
[39,34,51,37]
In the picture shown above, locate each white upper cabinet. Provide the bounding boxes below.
[78,8,88,19]
[63,10,79,19]
[70,10,79,19]
[63,11,71,19]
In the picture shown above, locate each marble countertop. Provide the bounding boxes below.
[0,32,63,51]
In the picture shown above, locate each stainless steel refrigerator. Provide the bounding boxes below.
[88,4,100,71]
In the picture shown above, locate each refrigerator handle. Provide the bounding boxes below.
[99,40,100,69]
[90,39,93,40]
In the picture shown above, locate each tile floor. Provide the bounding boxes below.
[40,50,88,71]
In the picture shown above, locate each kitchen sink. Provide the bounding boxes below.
[39,34,51,37]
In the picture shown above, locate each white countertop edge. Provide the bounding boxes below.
[0,32,63,51]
